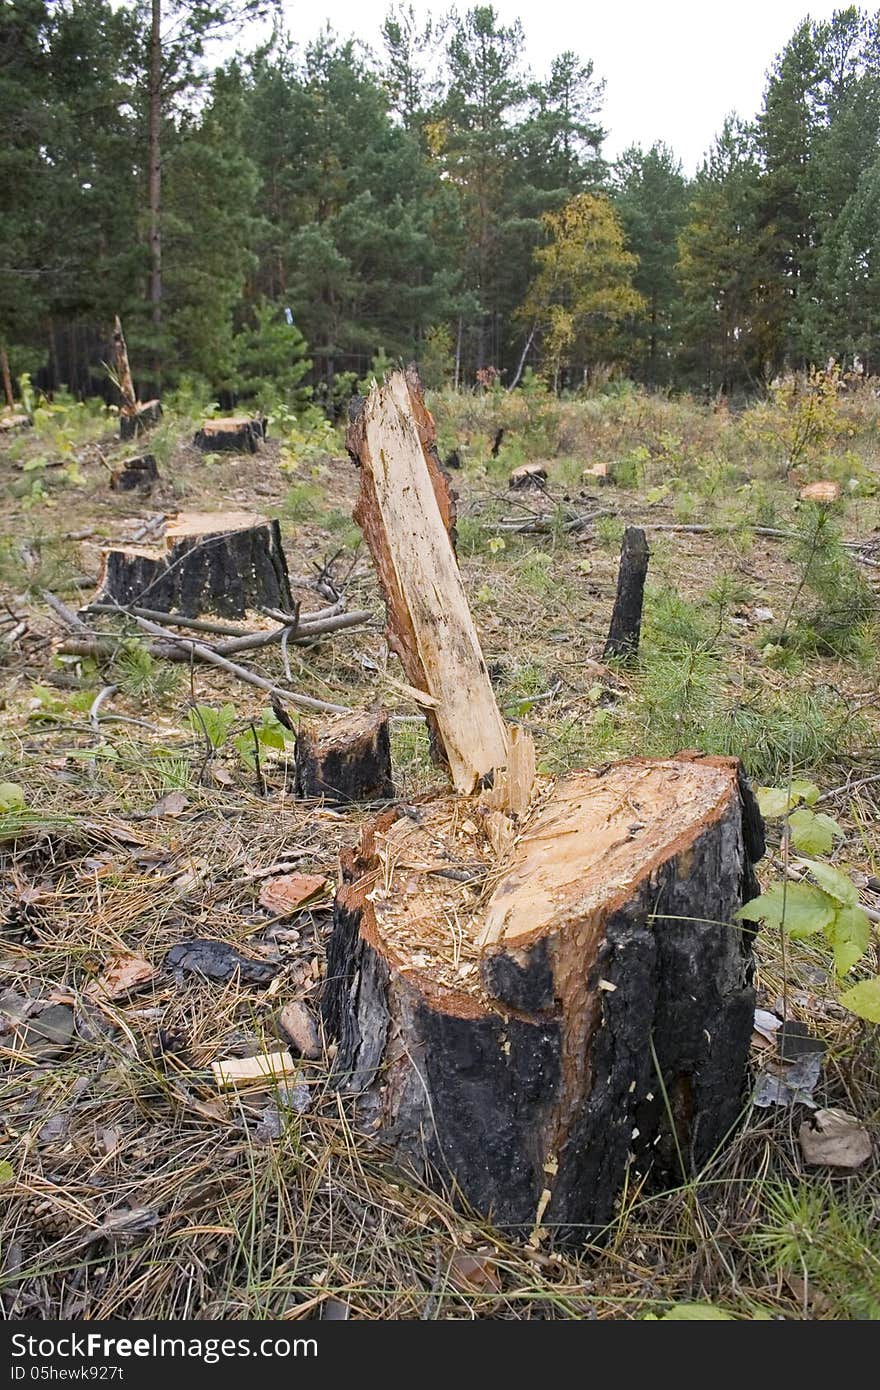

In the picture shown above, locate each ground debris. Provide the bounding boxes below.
[275,1000,321,1059]
[798,1108,873,1169]
[166,938,280,984]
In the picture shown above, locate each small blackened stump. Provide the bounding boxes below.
[92,511,293,618]
[294,709,394,803]
[323,754,763,1242]
[110,454,159,494]
[120,400,162,440]
[193,417,264,454]
[604,525,649,661]
[509,462,547,490]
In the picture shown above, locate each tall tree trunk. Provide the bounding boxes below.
[0,347,13,411]
[148,0,163,380]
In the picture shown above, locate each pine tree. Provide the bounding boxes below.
[614,143,689,385]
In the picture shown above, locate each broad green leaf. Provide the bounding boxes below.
[756,786,793,818]
[0,1160,13,1184]
[0,783,25,812]
[827,905,871,977]
[257,723,286,750]
[660,1304,735,1320]
[790,779,820,806]
[188,702,236,751]
[800,859,858,907]
[788,809,842,856]
[839,976,880,1024]
[737,881,834,937]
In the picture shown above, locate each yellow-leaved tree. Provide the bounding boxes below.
[519,193,645,389]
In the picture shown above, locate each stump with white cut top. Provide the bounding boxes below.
[323,369,764,1242]
[92,511,293,618]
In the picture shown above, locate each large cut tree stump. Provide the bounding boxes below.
[92,511,293,618]
[325,754,763,1240]
[294,709,394,804]
[326,368,764,1244]
[193,417,264,454]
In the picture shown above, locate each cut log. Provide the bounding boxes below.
[92,511,293,618]
[509,462,548,490]
[110,454,159,494]
[604,525,649,660]
[324,753,764,1241]
[348,368,509,793]
[120,400,162,440]
[0,413,31,433]
[193,417,264,454]
[294,709,394,804]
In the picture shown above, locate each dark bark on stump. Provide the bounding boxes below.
[111,454,159,494]
[294,709,394,803]
[323,754,763,1242]
[509,462,548,490]
[604,526,649,660]
[93,515,293,618]
[193,417,264,454]
[120,400,162,440]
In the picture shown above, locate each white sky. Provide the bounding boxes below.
[275,0,846,172]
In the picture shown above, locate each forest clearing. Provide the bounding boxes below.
[0,366,878,1321]
[2,0,880,1332]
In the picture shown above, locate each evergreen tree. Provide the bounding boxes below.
[678,119,784,395]
[614,143,689,385]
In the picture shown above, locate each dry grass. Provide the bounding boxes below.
[0,383,879,1320]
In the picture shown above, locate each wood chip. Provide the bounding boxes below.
[448,1250,502,1295]
[211,1051,299,1090]
[85,955,157,1003]
[258,873,330,917]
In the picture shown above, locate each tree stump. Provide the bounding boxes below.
[193,417,264,454]
[604,526,649,660]
[509,462,548,490]
[120,400,162,440]
[92,511,293,618]
[110,454,159,494]
[326,369,764,1244]
[294,709,394,804]
[324,753,764,1241]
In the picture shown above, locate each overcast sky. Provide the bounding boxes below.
[275,0,845,172]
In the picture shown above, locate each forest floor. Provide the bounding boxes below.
[0,381,879,1320]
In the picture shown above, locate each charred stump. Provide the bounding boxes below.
[604,525,649,661]
[193,417,265,454]
[110,454,159,494]
[92,511,293,618]
[120,400,162,440]
[294,709,394,804]
[509,462,548,491]
[324,754,763,1241]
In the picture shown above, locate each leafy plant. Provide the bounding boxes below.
[738,781,878,1018]
[188,703,237,751]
